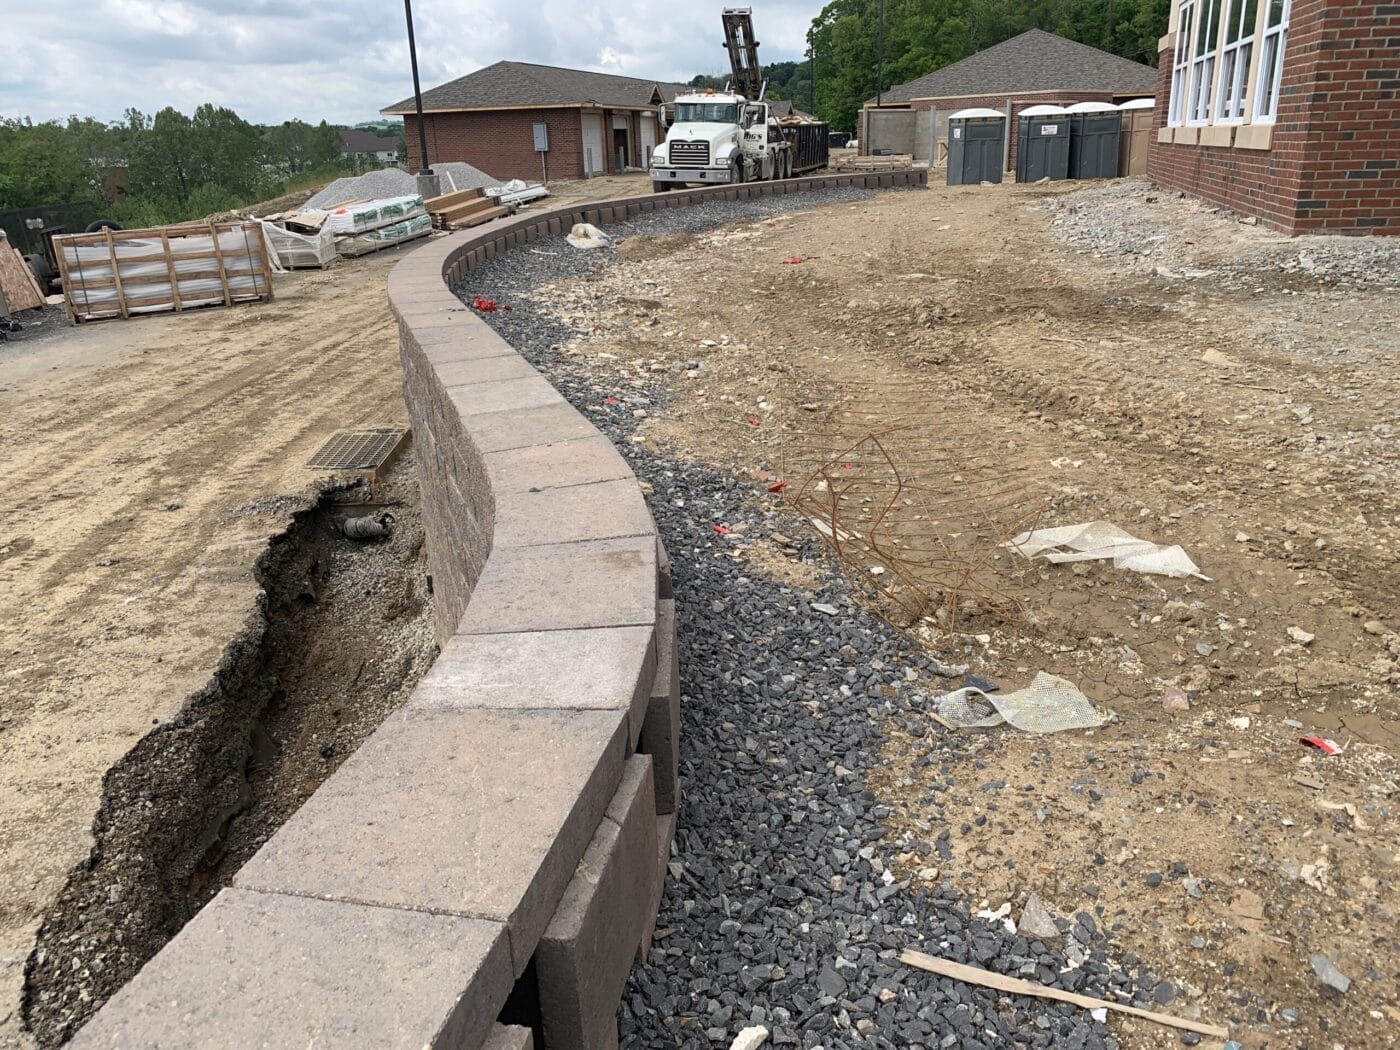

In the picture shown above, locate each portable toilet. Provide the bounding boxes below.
[1015,105,1071,182]
[947,108,1007,185]
[1066,101,1122,180]
[1117,98,1155,176]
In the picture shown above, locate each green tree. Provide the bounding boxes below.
[0,119,101,208]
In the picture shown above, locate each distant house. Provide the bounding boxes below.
[1149,0,1398,235]
[862,30,1158,170]
[382,62,688,182]
[339,129,399,167]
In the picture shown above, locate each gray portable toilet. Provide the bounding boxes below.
[946,108,1007,185]
[1015,105,1071,182]
[1067,101,1122,180]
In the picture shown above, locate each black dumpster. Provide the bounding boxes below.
[1015,105,1071,182]
[947,109,1007,186]
[1067,102,1123,180]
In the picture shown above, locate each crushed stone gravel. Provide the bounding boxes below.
[304,162,497,209]
[1041,177,1400,290]
[456,190,1178,1049]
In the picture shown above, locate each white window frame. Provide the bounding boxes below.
[1186,0,1222,124]
[1168,0,1196,126]
[1215,0,1258,122]
[1253,0,1292,123]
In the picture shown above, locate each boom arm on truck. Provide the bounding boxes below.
[721,8,764,103]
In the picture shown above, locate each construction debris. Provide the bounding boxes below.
[899,949,1230,1039]
[566,223,613,249]
[933,672,1110,733]
[1005,521,1206,579]
[259,219,336,270]
[54,222,275,324]
[425,188,508,231]
[0,231,46,313]
[834,153,914,171]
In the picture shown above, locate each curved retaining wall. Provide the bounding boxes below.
[69,168,927,1050]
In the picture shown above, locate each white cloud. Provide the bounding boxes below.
[0,0,824,125]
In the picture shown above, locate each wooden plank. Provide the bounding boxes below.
[899,951,1229,1040]
[249,222,275,302]
[159,229,183,312]
[448,206,508,230]
[0,244,45,312]
[104,227,129,319]
[207,223,232,307]
[53,237,78,324]
[425,187,486,211]
[437,197,500,222]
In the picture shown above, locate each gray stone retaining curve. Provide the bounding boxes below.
[68,168,927,1050]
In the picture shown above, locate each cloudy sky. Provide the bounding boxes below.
[1,0,826,125]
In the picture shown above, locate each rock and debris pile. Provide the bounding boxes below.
[457,194,1185,1049]
[1041,178,1400,290]
[305,162,497,209]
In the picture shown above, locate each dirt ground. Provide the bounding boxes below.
[529,179,1398,1048]
[0,247,420,1047]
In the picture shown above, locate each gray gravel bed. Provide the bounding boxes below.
[305,161,497,209]
[456,194,1186,1049]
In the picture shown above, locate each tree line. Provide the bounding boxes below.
[691,0,1170,132]
[0,107,402,227]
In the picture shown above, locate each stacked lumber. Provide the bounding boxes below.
[425,188,508,231]
[55,221,274,325]
[834,153,914,171]
[0,233,46,313]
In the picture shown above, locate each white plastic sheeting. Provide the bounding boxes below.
[934,673,1111,733]
[61,225,274,321]
[324,195,425,236]
[334,214,432,257]
[260,221,336,269]
[1005,521,1206,579]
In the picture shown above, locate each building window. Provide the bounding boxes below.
[1169,0,1196,125]
[1187,0,1223,123]
[1254,0,1291,121]
[1216,0,1258,121]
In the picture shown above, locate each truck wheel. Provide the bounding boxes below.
[651,181,670,193]
[84,219,121,233]
[731,159,744,184]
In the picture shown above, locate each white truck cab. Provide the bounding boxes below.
[649,89,794,191]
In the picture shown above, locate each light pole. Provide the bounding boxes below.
[876,0,885,108]
[404,0,439,198]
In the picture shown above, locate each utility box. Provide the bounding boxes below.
[1066,102,1122,180]
[532,122,549,152]
[1015,105,1071,182]
[947,109,1007,186]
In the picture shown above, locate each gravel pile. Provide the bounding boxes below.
[457,193,1176,1049]
[305,161,497,208]
[1042,178,1400,290]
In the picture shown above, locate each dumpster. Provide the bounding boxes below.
[1067,101,1122,180]
[1015,105,1071,182]
[1118,98,1155,176]
[947,108,1007,186]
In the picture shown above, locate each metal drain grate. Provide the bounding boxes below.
[306,428,408,477]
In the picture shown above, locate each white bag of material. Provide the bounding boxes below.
[260,221,336,269]
[324,195,425,235]
[335,213,432,257]
[1004,521,1207,579]
[566,222,612,249]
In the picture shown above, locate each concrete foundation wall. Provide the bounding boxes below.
[68,166,928,1050]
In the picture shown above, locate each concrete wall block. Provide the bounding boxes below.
[235,707,630,978]
[68,889,512,1050]
[656,536,673,599]
[638,810,677,961]
[484,1025,536,1050]
[639,598,680,816]
[410,626,655,750]
[538,757,657,1050]
[492,478,656,548]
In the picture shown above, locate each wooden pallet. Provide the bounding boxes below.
[0,241,45,313]
[55,221,274,325]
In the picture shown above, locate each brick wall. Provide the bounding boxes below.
[404,108,587,182]
[1148,0,1399,235]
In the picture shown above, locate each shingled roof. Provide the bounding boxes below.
[870,29,1159,106]
[383,61,688,114]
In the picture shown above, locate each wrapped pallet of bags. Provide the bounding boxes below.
[324,195,425,236]
[260,219,336,269]
[335,213,432,258]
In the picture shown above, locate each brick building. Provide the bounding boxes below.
[382,62,686,182]
[861,30,1159,171]
[1148,1,1399,235]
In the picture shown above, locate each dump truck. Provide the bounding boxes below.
[649,8,828,191]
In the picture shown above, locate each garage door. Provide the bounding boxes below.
[581,114,606,176]
[640,113,657,164]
